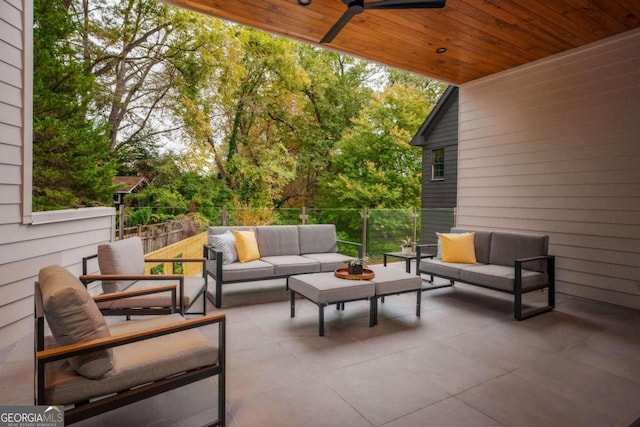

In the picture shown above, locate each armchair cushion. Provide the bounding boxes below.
[38,265,113,379]
[44,314,219,405]
[97,236,145,293]
[94,277,205,310]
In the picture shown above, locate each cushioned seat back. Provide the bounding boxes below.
[256,226,300,257]
[450,227,492,264]
[489,232,548,272]
[298,224,338,254]
[97,237,145,293]
[38,265,113,379]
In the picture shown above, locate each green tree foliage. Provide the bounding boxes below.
[318,81,446,209]
[32,0,116,211]
[34,0,445,223]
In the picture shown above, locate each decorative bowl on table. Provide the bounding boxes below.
[334,267,375,280]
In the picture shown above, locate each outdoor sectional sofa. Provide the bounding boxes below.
[416,227,555,320]
[203,224,362,307]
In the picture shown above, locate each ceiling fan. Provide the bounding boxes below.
[319,0,446,44]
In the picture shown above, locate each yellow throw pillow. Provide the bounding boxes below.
[233,229,261,263]
[438,232,477,264]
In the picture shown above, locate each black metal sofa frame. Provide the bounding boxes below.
[416,228,555,320]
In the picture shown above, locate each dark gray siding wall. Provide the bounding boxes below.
[420,92,458,244]
[421,96,458,208]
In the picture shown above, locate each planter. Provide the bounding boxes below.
[348,264,364,275]
[401,246,413,255]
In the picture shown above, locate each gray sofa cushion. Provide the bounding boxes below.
[302,253,354,272]
[288,273,375,304]
[298,224,339,254]
[207,259,275,282]
[489,232,548,272]
[44,313,218,405]
[419,259,480,280]
[97,237,146,293]
[256,226,300,257]
[96,277,205,310]
[260,255,320,276]
[451,228,493,264]
[460,264,549,292]
[368,265,422,295]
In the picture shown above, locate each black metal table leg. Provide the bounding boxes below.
[369,298,376,327]
[290,291,296,318]
[319,304,325,336]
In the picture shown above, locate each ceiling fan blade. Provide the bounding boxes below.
[364,0,446,10]
[320,7,359,43]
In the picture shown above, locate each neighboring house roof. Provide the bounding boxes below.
[410,86,459,147]
[114,176,148,194]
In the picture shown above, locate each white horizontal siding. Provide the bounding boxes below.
[0,184,20,205]
[0,142,20,165]
[0,60,20,88]
[0,100,20,127]
[0,213,114,344]
[458,29,640,310]
[0,2,21,29]
[0,164,20,185]
[0,122,20,146]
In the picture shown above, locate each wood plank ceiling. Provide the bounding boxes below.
[165,0,640,85]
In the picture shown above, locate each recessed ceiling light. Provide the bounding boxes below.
[298,0,311,5]
[436,47,447,54]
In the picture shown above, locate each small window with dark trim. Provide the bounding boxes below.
[431,148,444,180]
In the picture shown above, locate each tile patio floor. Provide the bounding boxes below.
[1,262,639,426]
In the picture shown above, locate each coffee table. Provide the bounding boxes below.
[288,272,375,336]
[288,266,422,336]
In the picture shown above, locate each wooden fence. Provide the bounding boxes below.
[144,231,208,276]
[123,220,199,254]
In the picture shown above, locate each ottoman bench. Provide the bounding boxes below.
[288,266,423,336]
[368,265,422,326]
[288,272,375,336]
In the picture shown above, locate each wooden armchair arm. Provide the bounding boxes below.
[79,274,184,285]
[79,274,185,314]
[91,284,178,303]
[37,312,226,364]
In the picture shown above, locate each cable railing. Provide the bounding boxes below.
[119,206,456,263]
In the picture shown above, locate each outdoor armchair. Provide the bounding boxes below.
[81,236,208,316]
[34,265,226,426]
